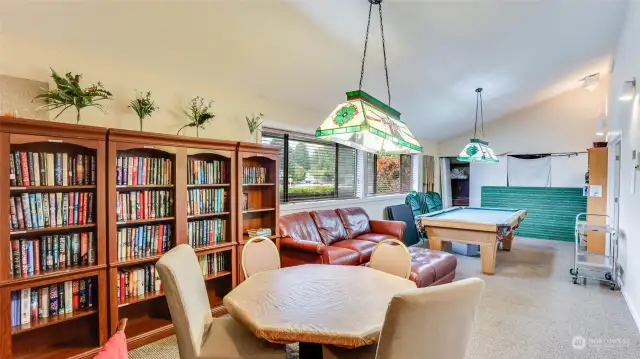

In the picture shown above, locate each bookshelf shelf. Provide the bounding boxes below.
[193,242,237,254]
[112,254,163,268]
[241,233,279,244]
[10,185,97,192]
[187,183,230,189]
[1,117,108,359]
[242,183,276,187]
[9,223,97,236]
[1,265,106,289]
[116,217,175,226]
[11,308,98,335]
[187,212,230,220]
[125,316,174,348]
[242,207,276,214]
[116,184,175,190]
[204,270,232,281]
[118,290,165,308]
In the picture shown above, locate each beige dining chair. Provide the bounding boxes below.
[322,278,486,359]
[241,236,280,278]
[156,244,285,359]
[369,238,412,279]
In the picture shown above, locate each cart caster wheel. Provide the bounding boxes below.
[570,268,576,275]
[573,277,578,284]
[610,283,618,290]
[605,272,612,281]
[583,278,587,285]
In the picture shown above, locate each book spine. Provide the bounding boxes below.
[33,240,40,275]
[42,193,50,228]
[28,194,37,229]
[58,282,65,315]
[40,237,47,272]
[20,152,30,187]
[33,154,40,186]
[64,281,73,314]
[27,152,35,186]
[72,234,80,265]
[46,153,54,186]
[41,287,50,318]
[9,197,18,230]
[59,236,66,269]
[91,155,96,185]
[54,153,63,186]
[49,193,57,227]
[80,232,88,265]
[46,237,53,270]
[88,232,95,265]
[11,240,20,276]
[30,289,38,321]
[87,192,94,224]
[15,197,25,230]
[52,236,59,269]
[9,153,16,186]
[56,193,63,226]
[79,279,86,308]
[21,193,32,229]
[62,193,69,225]
[73,281,79,311]
[35,193,44,229]
[20,288,31,325]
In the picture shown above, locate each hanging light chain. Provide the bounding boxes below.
[358,0,392,106]
[480,90,485,138]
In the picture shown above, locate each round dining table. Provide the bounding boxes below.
[223,264,417,359]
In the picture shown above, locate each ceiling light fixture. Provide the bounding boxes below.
[315,0,422,154]
[581,73,600,92]
[457,88,499,163]
[620,77,636,102]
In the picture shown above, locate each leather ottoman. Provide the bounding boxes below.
[408,246,457,287]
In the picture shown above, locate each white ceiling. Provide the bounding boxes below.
[0,0,629,140]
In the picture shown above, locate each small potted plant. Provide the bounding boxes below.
[177,96,214,137]
[129,91,159,131]
[246,112,264,143]
[33,68,112,124]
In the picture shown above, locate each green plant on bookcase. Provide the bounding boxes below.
[177,96,215,137]
[129,91,159,132]
[33,68,112,124]
[245,112,264,143]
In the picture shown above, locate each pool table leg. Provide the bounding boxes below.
[501,233,513,252]
[299,342,323,359]
[480,242,498,275]
[429,238,452,253]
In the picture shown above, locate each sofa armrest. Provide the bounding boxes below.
[369,220,406,240]
[280,236,325,254]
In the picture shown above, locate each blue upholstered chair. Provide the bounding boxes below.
[405,191,443,217]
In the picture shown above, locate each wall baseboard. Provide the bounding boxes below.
[622,286,640,335]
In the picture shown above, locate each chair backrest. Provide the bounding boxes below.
[385,204,420,246]
[155,245,213,359]
[375,278,485,359]
[242,236,281,278]
[369,238,412,279]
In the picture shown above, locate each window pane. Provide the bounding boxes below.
[261,134,285,201]
[367,153,415,195]
[288,139,336,201]
[337,145,357,199]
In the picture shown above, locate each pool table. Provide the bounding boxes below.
[418,207,527,275]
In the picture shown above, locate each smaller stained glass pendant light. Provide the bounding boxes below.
[315,0,422,155]
[457,88,499,163]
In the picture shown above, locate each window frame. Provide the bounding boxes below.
[366,153,416,196]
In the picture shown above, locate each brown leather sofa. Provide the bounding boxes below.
[279,207,457,287]
[279,207,405,267]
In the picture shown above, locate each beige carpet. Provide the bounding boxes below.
[130,238,640,359]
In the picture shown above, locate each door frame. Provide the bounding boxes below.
[606,134,622,257]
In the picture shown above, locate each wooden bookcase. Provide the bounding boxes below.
[0,117,108,359]
[236,142,280,284]
[106,129,238,349]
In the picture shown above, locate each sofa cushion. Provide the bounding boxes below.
[336,207,371,239]
[310,210,349,245]
[408,246,457,287]
[332,239,377,263]
[279,211,323,243]
[354,233,396,244]
[324,246,361,265]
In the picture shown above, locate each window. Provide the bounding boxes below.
[366,153,415,195]
[262,130,358,203]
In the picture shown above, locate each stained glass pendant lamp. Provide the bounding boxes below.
[457,88,499,163]
[315,0,422,155]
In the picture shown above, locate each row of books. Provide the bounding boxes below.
[198,252,230,276]
[116,190,173,222]
[9,152,96,187]
[187,188,226,215]
[10,278,94,327]
[242,167,267,184]
[187,159,228,185]
[9,192,94,231]
[117,264,162,301]
[116,224,172,261]
[9,233,96,277]
[116,156,173,186]
[187,219,227,247]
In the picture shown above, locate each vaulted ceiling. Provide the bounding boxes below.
[0,0,629,140]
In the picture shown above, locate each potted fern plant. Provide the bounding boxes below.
[129,91,159,131]
[177,96,214,137]
[33,68,112,124]
[246,112,264,143]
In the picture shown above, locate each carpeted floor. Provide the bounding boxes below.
[129,238,640,359]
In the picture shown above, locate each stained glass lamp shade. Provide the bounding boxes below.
[315,90,422,154]
[457,138,499,163]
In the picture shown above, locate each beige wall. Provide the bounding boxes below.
[438,82,609,157]
[607,0,640,332]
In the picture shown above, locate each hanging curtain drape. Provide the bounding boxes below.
[507,156,551,187]
[423,155,435,192]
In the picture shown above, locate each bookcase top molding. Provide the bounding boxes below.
[108,128,237,150]
[237,141,280,154]
[0,116,107,140]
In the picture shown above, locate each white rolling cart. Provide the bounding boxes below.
[569,213,618,290]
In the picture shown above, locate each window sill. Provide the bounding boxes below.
[281,193,410,212]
